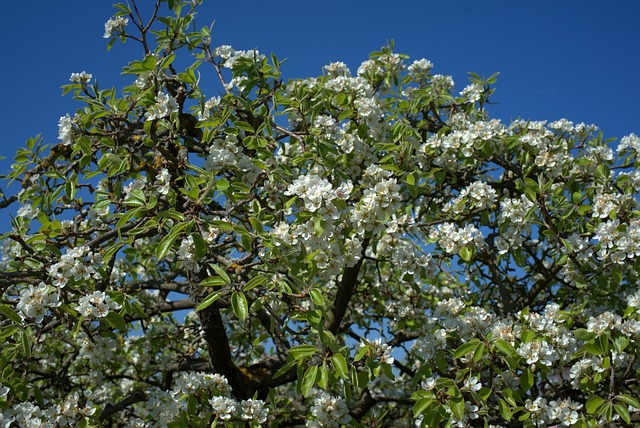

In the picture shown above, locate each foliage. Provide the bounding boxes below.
[2,1,640,426]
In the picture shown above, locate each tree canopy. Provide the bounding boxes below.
[2,1,640,427]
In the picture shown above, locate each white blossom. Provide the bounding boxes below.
[103,16,128,38]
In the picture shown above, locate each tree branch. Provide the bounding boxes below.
[98,391,146,422]
[325,238,370,334]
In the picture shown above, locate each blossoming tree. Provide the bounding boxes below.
[2,1,640,427]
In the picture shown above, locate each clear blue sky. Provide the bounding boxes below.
[1,0,639,176]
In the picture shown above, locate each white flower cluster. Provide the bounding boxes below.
[76,332,117,360]
[517,340,558,366]
[122,373,266,426]
[209,396,269,423]
[593,218,640,263]
[123,176,148,203]
[357,51,404,85]
[348,166,401,235]
[444,180,497,215]
[154,168,171,195]
[375,232,435,281]
[87,201,111,227]
[16,202,37,220]
[408,58,434,76]
[618,133,640,157]
[324,61,351,78]
[58,114,75,145]
[103,16,128,38]
[306,392,351,428]
[429,222,484,256]
[174,372,231,396]
[203,134,259,182]
[47,245,103,288]
[313,115,341,142]
[76,291,120,319]
[523,396,583,427]
[460,83,484,103]
[627,289,640,312]
[2,392,96,427]
[360,338,395,364]
[447,400,479,427]
[177,235,200,272]
[412,298,640,426]
[213,45,265,69]
[69,71,92,84]
[197,96,221,121]
[0,239,21,272]
[16,282,61,323]
[430,74,455,92]
[412,328,447,361]
[145,91,179,121]
[325,74,372,100]
[357,59,382,80]
[421,119,507,166]
[285,174,352,215]
[495,195,534,254]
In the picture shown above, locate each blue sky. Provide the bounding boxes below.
[1,0,639,182]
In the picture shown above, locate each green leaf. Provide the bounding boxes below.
[310,289,325,306]
[0,326,19,340]
[198,276,228,287]
[301,365,318,397]
[498,398,512,421]
[586,395,605,414]
[584,342,603,355]
[473,342,485,363]
[317,362,329,389]
[216,178,229,190]
[458,246,473,262]
[520,367,534,391]
[65,180,76,200]
[615,403,631,424]
[231,291,248,321]
[479,387,492,401]
[289,345,318,361]
[493,339,515,356]
[272,360,296,379]
[501,389,517,407]
[574,328,594,341]
[0,304,22,323]
[104,311,128,331]
[156,221,191,260]
[453,340,478,359]
[156,210,185,221]
[244,275,268,292]
[520,330,534,343]
[613,335,629,353]
[306,309,322,327]
[141,54,157,70]
[191,233,207,259]
[355,370,369,389]
[331,354,349,379]
[435,350,447,373]
[195,290,222,312]
[449,396,465,420]
[615,394,640,409]
[21,330,31,357]
[249,217,264,233]
[413,397,433,418]
[156,231,179,260]
[209,263,231,284]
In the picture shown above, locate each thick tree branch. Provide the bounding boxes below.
[325,238,370,334]
[98,391,146,422]
[190,280,254,399]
